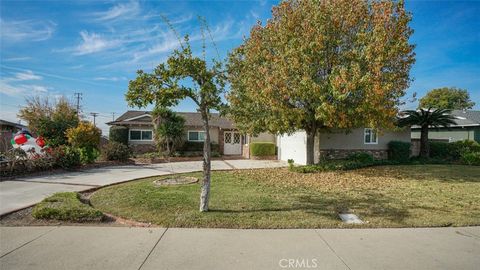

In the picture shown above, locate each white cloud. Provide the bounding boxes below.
[94,76,127,81]
[0,70,49,96]
[0,80,49,96]
[73,31,121,55]
[69,64,84,69]
[14,70,42,81]
[0,18,55,42]
[0,80,25,96]
[3,57,32,62]
[132,31,180,62]
[30,85,49,93]
[0,106,23,124]
[92,0,141,22]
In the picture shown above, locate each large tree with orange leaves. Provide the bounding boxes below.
[227,0,415,164]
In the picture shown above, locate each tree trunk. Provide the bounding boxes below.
[199,108,211,212]
[419,125,429,158]
[306,128,316,165]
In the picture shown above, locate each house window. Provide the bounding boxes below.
[129,130,153,141]
[188,131,205,142]
[364,128,378,144]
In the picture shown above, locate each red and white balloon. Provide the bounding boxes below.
[11,130,46,155]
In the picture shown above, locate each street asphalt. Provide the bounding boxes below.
[0,226,478,270]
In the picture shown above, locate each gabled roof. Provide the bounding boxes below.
[0,119,26,130]
[107,111,235,129]
[451,110,480,126]
[410,110,480,129]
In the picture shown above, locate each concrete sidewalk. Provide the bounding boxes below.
[0,226,478,270]
[0,160,287,215]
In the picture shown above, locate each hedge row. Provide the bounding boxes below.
[250,142,276,156]
[181,141,220,152]
[109,126,129,145]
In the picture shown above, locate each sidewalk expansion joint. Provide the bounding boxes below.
[314,230,352,270]
[222,160,236,169]
[0,226,58,259]
[137,228,169,270]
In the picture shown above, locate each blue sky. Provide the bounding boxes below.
[1,0,479,134]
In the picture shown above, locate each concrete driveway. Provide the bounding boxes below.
[0,226,478,270]
[0,160,287,215]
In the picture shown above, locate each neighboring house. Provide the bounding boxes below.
[107,111,274,155]
[0,119,26,152]
[277,127,411,165]
[411,110,480,143]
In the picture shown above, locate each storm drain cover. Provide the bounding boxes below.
[339,213,364,224]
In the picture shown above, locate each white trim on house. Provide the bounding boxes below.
[364,128,378,144]
[123,114,152,122]
[129,129,153,141]
[187,130,206,142]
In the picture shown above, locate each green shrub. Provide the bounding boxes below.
[102,142,131,161]
[388,141,411,162]
[32,192,103,221]
[250,142,276,156]
[347,152,374,163]
[66,121,101,150]
[51,146,82,169]
[451,140,480,156]
[288,158,399,173]
[181,142,219,152]
[79,147,100,164]
[430,140,480,160]
[109,126,129,145]
[429,141,451,159]
[461,152,480,166]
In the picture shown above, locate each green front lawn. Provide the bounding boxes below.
[90,165,480,228]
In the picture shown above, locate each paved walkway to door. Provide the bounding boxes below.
[0,160,287,215]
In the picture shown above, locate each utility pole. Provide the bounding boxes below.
[74,92,82,118]
[111,112,116,121]
[90,112,99,126]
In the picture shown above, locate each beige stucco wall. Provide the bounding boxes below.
[411,129,475,142]
[185,126,219,143]
[249,132,276,143]
[318,127,411,150]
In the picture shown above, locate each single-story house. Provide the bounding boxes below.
[107,110,275,155]
[108,110,411,164]
[411,110,480,143]
[277,127,411,165]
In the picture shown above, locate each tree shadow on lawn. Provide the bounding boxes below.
[210,191,411,224]
[355,165,480,183]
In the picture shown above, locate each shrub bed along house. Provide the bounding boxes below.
[102,142,131,161]
[109,126,129,145]
[429,140,480,164]
[250,142,276,157]
[32,192,103,222]
[288,152,392,173]
[388,141,411,162]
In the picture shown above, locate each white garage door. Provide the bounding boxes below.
[277,131,307,165]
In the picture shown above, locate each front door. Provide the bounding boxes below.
[224,131,242,155]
